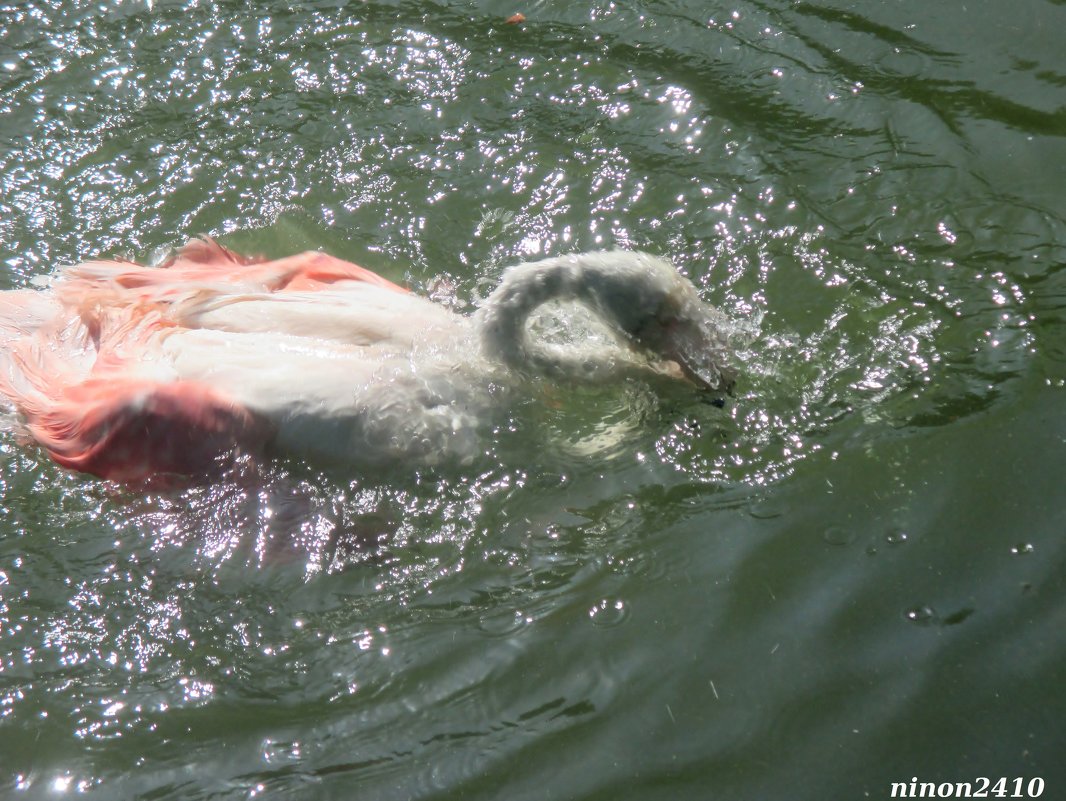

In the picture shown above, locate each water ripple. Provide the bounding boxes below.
[2,0,1065,797]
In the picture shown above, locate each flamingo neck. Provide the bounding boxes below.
[475,252,647,381]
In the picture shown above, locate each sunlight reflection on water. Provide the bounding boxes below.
[1,0,1065,797]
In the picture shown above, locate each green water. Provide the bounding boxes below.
[2,0,1065,798]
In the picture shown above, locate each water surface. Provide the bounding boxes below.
[1,0,1065,798]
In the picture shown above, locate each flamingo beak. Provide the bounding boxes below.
[660,313,737,396]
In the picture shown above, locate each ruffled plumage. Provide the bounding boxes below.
[0,240,735,480]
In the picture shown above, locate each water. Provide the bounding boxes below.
[1,0,1065,798]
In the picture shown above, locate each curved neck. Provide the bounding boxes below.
[474,253,635,380]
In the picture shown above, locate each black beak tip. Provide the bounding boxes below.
[697,376,733,408]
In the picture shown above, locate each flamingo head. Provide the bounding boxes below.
[580,254,737,394]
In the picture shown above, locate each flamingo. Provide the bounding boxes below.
[0,239,736,482]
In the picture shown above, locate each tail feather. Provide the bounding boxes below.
[60,238,407,312]
[161,236,262,269]
[0,290,62,345]
[0,237,406,479]
[0,290,94,419]
[26,378,271,481]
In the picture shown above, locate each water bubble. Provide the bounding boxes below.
[822,526,855,546]
[616,550,668,581]
[262,739,302,764]
[885,528,908,545]
[477,610,530,637]
[874,48,928,79]
[903,605,938,626]
[1010,543,1033,555]
[589,598,629,628]
[748,495,788,520]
